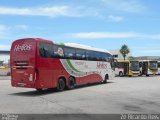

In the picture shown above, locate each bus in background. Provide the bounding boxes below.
[115,60,141,77]
[157,61,160,75]
[139,60,158,76]
[0,61,10,76]
[10,38,115,91]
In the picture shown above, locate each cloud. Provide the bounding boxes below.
[69,32,160,40]
[14,25,28,30]
[0,4,130,21]
[0,25,8,39]
[0,24,29,41]
[108,15,124,22]
[0,6,83,17]
[102,0,146,13]
[0,25,8,31]
[70,32,138,39]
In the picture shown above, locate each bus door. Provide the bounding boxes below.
[142,62,148,75]
[123,62,129,75]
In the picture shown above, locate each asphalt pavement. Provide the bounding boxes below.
[0,76,160,114]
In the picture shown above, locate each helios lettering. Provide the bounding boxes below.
[97,62,107,69]
[14,44,32,52]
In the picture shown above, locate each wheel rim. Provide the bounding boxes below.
[104,75,108,83]
[68,77,75,89]
[120,72,123,76]
[58,79,65,91]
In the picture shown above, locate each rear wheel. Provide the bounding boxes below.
[36,88,43,92]
[139,71,142,76]
[146,74,149,77]
[68,77,76,90]
[119,71,123,77]
[103,74,108,84]
[57,78,66,91]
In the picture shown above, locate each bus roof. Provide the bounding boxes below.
[13,38,111,54]
[65,43,111,54]
[13,38,54,44]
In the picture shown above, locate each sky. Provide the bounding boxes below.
[0,0,160,57]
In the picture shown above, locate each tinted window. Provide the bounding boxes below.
[117,62,124,68]
[158,62,160,68]
[39,42,112,62]
[39,42,54,58]
[52,45,64,58]
[64,47,76,59]
[94,52,103,61]
[86,51,95,60]
[76,49,86,60]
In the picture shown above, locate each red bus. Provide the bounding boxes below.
[10,38,115,91]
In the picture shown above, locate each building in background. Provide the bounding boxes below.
[134,56,160,61]
[109,49,132,60]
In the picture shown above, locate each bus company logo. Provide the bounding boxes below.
[14,44,32,52]
[97,61,107,69]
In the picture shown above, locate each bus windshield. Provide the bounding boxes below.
[149,61,158,70]
[130,61,140,71]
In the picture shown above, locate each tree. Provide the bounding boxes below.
[128,56,135,60]
[120,44,130,60]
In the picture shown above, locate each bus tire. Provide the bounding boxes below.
[57,78,66,91]
[146,74,149,77]
[119,71,123,77]
[68,77,76,90]
[139,71,142,76]
[36,88,43,92]
[103,74,108,83]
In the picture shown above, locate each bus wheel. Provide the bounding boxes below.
[57,78,66,91]
[119,71,123,77]
[68,77,76,90]
[103,74,108,83]
[139,71,142,76]
[36,88,43,92]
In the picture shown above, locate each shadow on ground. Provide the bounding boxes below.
[9,82,114,97]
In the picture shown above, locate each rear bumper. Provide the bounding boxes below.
[11,81,35,88]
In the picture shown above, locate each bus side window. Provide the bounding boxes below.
[76,49,86,60]
[86,51,94,61]
[52,45,64,58]
[139,62,142,68]
[103,53,109,62]
[39,47,46,57]
[92,51,99,61]
[158,62,160,68]
[39,42,55,58]
[39,43,49,58]
[94,52,101,61]
[64,47,76,59]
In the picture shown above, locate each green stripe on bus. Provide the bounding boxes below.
[57,42,65,46]
[66,59,80,73]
